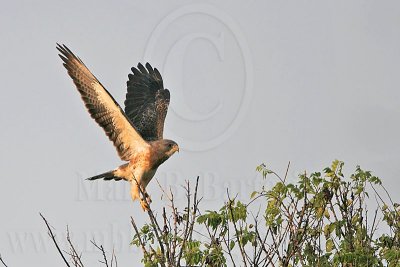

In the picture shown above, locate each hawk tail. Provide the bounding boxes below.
[86,171,122,181]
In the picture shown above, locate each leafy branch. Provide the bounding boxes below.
[27,160,400,266]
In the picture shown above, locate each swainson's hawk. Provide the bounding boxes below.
[57,44,179,210]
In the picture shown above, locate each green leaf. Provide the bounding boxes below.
[229,240,235,250]
[324,209,330,219]
[324,224,331,238]
[326,239,334,252]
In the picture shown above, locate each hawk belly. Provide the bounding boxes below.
[129,163,158,201]
[110,157,157,199]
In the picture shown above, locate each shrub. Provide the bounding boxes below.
[33,160,400,267]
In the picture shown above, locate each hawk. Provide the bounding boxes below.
[57,44,179,210]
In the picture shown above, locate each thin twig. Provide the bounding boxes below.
[177,180,192,265]
[40,213,71,267]
[227,190,248,267]
[0,254,8,267]
[170,188,178,261]
[162,207,172,265]
[283,161,291,184]
[130,217,148,258]
[188,177,201,243]
[111,248,118,267]
[91,239,109,267]
[66,226,85,267]
[132,177,166,266]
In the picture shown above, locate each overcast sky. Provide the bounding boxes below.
[1,1,400,265]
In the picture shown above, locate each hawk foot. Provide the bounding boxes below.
[140,198,150,211]
[144,192,152,204]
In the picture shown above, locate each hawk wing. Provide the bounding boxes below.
[124,63,170,141]
[57,44,148,161]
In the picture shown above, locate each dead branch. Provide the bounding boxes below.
[0,254,8,267]
[40,213,71,267]
[90,239,109,267]
[227,190,248,267]
[66,226,84,267]
[130,217,149,258]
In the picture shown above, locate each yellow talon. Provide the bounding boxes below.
[140,199,150,211]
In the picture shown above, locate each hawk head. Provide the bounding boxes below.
[162,139,180,157]
[150,139,179,167]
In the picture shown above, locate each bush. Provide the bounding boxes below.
[130,160,400,267]
[29,160,400,267]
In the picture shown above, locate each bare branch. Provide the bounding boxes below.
[188,176,201,242]
[110,248,118,267]
[0,253,8,267]
[90,239,109,267]
[132,177,166,266]
[130,217,149,258]
[227,190,248,267]
[283,161,291,183]
[177,180,192,265]
[66,226,85,267]
[40,213,71,267]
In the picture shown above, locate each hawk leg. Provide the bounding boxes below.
[144,190,152,204]
[140,189,152,211]
[131,181,151,211]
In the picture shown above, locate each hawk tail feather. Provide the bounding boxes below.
[86,171,122,181]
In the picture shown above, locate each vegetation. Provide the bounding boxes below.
[6,160,398,267]
[129,160,400,266]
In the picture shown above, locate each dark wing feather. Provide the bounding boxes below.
[57,44,147,161]
[124,62,170,141]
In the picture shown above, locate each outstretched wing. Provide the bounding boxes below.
[57,44,148,161]
[124,63,170,141]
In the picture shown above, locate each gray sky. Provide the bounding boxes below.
[1,1,400,265]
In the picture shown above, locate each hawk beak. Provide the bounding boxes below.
[175,145,180,153]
